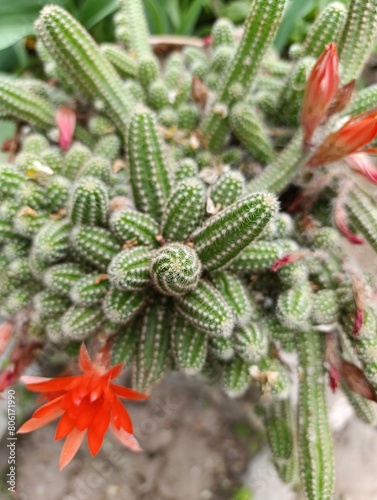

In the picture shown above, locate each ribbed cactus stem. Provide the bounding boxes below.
[133,298,170,392]
[193,191,278,271]
[346,186,377,253]
[0,79,54,129]
[161,178,206,242]
[210,171,245,209]
[68,176,109,226]
[234,322,267,361]
[35,5,132,132]
[229,103,275,164]
[338,0,377,82]
[211,271,254,326]
[277,283,312,330]
[343,84,377,115]
[175,279,235,337]
[128,109,172,221]
[103,287,147,324]
[340,331,377,425]
[247,132,304,194]
[100,43,138,79]
[109,209,159,248]
[341,306,377,394]
[211,18,235,48]
[298,330,334,500]
[275,57,315,126]
[61,305,105,341]
[222,355,251,398]
[172,313,207,374]
[150,243,202,297]
[201,0,287,151]
[117,0,152,58]
[108,247,151,291]
[261,399,298,484]
[302,2,347,58]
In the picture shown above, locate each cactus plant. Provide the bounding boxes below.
[1,1,377,497]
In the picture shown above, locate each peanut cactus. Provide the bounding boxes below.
[1,0,377,496]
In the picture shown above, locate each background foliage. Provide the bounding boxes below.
[0,0,350,74]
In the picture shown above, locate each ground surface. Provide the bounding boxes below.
[0,372,260,500]
[3,369,377,500]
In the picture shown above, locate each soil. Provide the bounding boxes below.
[0,373,261,500]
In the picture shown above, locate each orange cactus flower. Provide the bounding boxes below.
[301,43,340,148]
[307,109,377,167]
[17,344,149,470]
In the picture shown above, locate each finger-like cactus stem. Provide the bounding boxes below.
[35,5,132,132]
[150,243,202,297]
[128,109,172,220]
[297,330,334,500]
[175,279,235,337]
[172,313,208,374]
[193,192,278,271]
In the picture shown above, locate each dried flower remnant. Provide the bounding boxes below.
[334,181,364,245]
[55,107,76,150]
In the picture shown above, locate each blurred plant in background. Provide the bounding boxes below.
[0,0,352,162]
[0,0,352,76]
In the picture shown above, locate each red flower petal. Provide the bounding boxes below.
[18,407,64,434]
[328,366,339,392]
[32,396,64,419]
[308,109,377,166]
[110,420,141,452]
[75,396,96,431]
[112,396,133,433]
[21,375,79,392]
[19,343,147,467]
[79,344,94,372]
[59,427,86,470]
[89,379,105,402]
[87,407,111,456]
[55,412,76,441]
[111,384,150,400]
[106,363,124,380]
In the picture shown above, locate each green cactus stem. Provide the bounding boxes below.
[193,191,278,271]
[298,330,334,500]
[201,0,287,151]
[35,5,132,132]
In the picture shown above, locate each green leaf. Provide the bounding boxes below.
[79,0,119,29]
[180,0,204,35]
[274,0,314,52]
[0,0,77,50]
[143,0,170,34]
[165,0,181,31]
